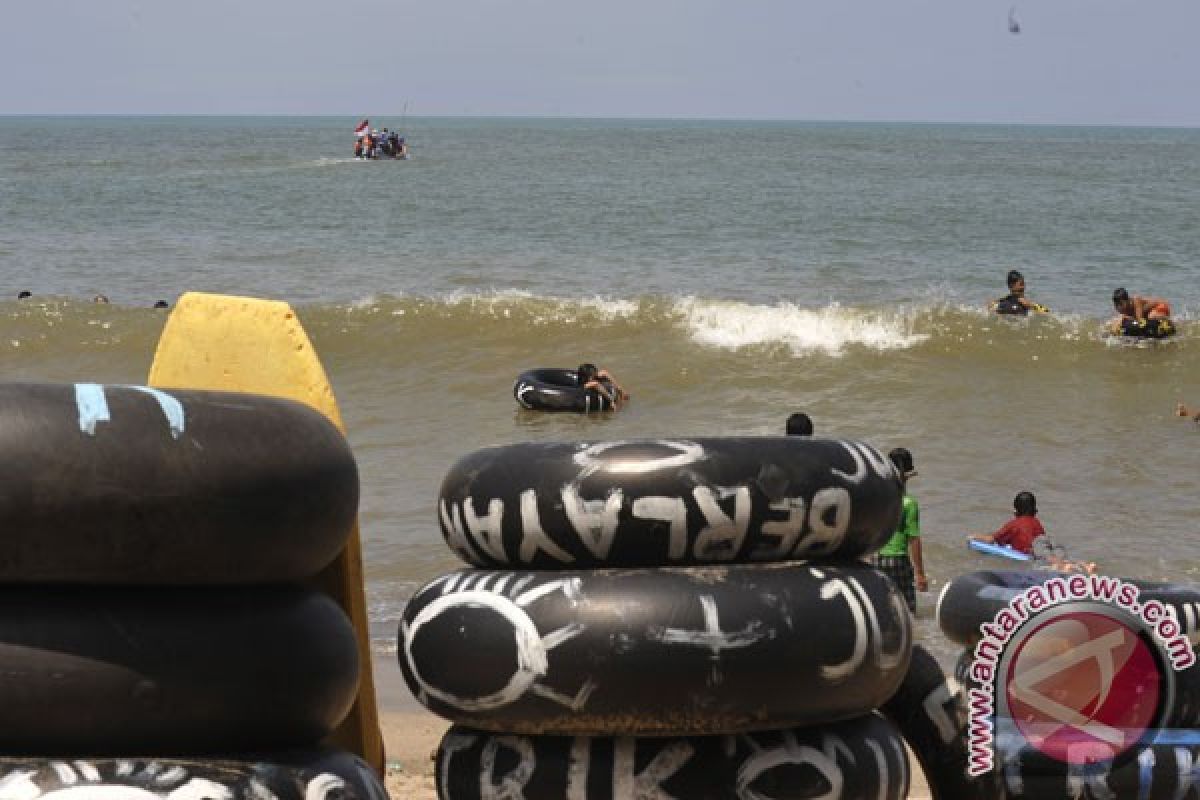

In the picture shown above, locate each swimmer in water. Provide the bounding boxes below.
[1110,287,1172,335]
[989,270,1048,315]
[969,491,1045,555]
[576,363,628,410]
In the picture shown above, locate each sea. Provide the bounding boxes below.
[2,116,1199,704]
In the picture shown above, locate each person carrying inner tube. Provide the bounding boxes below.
[871,447,928,613]
[969,490,1045,555]
[1110,287,1174,336]
[989,269,1048,315]
[576,363,627,410]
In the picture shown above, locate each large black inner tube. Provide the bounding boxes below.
[0,749,387,800]
[513,369,619,412]
[937,570,1200,649]
[0,587,359,754]
[880,644,1003,800]
[435,715,910,800]
[0,382,358,584]
[399,562,912,735]
[438,437,902,568]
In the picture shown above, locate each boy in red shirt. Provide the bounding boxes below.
[970,491,1044,555]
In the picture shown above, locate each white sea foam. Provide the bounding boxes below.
[675,297,928,356]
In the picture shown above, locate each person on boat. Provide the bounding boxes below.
[871,448,928,612]
[969,491,1045,556]
[1110,287,1172,335]
[396,136,409,159]
[353,138,364,159]
[576,363,627,410]
[989,270,1047,315]
[785,412,813,436]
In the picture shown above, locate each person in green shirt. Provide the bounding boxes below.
[872,447,928,612]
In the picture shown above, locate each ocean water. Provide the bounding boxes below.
[2,117,1199,702]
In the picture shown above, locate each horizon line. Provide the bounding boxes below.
[1,112,1199,131]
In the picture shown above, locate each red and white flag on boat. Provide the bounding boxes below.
[354,119,369,138]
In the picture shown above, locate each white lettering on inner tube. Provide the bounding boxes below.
[444,440,889,565]
[403,583,594,714]
[648,595,770,685]
[519,490,574,564]
[831,441,897,485]
[613,739,693,799]
[440,497,506,564]
[572,440,707,475]
[735,734,844,800]
[560,487,624,560]
[692,487,752,559]
[74,383,186,439]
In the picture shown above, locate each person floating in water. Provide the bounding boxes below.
[1110,287,1174,337]
[969,491,1045,555]
[1176,403,1200,422]
[576,363,628,410]
[989,270,1048,315]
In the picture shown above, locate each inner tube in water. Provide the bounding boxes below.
[514,369,621,412]
[435,715,910,800]
[438,437,902,568]
[0,750,387,800]
[0,587,359,754]
[399,563,911,735]
[880,644,1003,800]
[1120,317,1175,339]
[992,297,1049,316]
[0,382,358,584]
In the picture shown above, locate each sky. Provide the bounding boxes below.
[3,0,1198,126]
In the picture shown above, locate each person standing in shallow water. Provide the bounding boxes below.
[871,448,928,613]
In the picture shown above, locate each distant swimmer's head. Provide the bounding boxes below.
[786,412,814,436]
[1007,270,1025,294]
[153,300,169,309]
[1013,490,1038,517]
[17,291,31,300]
[888,447,916,480]
[93,294,109,304]
[1112,287,1131,313]
[576,363,598,385]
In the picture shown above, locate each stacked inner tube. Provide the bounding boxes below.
[939,570,1200,799]
[0,383,387,799]
[400,436,934,798]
